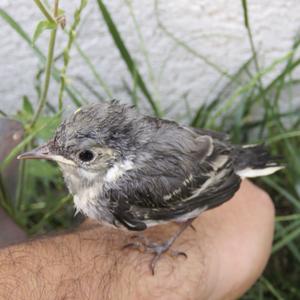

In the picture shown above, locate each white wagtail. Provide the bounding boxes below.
[18,100,283,274]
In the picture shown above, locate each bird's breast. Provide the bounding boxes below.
[74,185,114,224]
[59,164,116,225]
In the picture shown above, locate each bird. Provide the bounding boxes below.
[18,100,283,274]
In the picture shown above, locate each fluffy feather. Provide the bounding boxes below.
[40,101,283,230]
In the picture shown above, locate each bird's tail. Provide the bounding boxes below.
[232,144,284,178]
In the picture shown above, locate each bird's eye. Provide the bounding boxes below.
[78,150,94,162]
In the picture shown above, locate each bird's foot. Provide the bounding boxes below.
[123,235,187,275]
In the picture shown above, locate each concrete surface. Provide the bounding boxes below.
[0,0,299,117]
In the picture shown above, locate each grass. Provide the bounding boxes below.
[0,0,300,298]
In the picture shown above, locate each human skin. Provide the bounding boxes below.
[0,180,274,300]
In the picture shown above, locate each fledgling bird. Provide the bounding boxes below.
[18,101,283,274]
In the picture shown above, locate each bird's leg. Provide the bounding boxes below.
[189,224,197,231]
[123,218,196,275]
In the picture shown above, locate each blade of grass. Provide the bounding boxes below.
[266,131,300,144]
[124,0,161,104]
[272,224,300,254]
[241,0,268,103]
[276,214,300,222]
[207,51,293,127]
[0,173,14,215]
[130,64,139,107]
[241,0,272,140]
[259,56,300,100]
[58,0,88,110]
[74,75,106,101]
[274,220,300,242]
[262,177,300,210]
[34,0,57,24]
[31,0,59,127]
[260,277,285,300]
[75,41,113,98]
[15,156,26,210]
[29,194,72,234]
[0,114,60,171]
[275,222,300,263]
[96,0,161,116]
[273,122,300,173]
[274,36,300,101]
[243,107,300,130]
[0,129,42,171]
[191,56,253,127]
[0,110,7,117]
[0,9,43,57]
[157,43,179,83]
[0,8,82,107]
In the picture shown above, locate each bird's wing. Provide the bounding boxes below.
[183,126,230,141]
[104,127,240,230]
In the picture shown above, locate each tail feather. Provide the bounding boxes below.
[232,144,284,178]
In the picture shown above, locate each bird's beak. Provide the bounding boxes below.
[17,142,76,166]
[17,142,54,161]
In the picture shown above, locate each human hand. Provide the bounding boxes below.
[117,179,275,299]
[0,180,274,300]
[80,179,275,300]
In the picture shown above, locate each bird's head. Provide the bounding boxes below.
[18,101,140,194]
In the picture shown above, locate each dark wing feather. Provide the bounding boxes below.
[184,126,230,141]
[104,121,240,230]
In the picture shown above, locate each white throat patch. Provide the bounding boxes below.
[104,160,134,183]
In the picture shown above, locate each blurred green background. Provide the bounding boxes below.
[0,1,300,298]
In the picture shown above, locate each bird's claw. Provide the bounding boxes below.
[169,249,187,258]
[149,247,187,275]
[122,235,187,275]
[122,241,142,251]
[189,224,197,232]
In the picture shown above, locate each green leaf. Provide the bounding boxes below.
[22,96,34,115]
[35,115,61,140]
[32,19,57,44]
[26,160,60,180]
[58,8,65,17]
[16,96,35,123]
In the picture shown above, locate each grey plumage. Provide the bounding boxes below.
[18,100,283,274]
[31,101,280,230]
